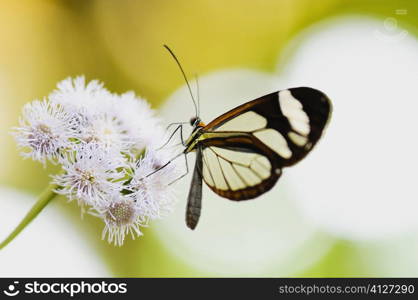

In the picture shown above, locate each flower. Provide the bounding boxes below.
[95,150,179,246]
[52,143,126,207]
[49,77,133,152]
[127,150,179,220]
[50,77,165,153]
[12,76,179,246]
[116,91,165,151]
[13,99,75,164]
[78,111,134,153]
[98,194,145,246]
[49,76,112,113]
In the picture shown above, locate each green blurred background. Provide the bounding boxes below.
[1,0,418,277]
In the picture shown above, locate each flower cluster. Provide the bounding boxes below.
[13,76,179,246]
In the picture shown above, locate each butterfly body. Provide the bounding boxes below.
[182,87,332,229]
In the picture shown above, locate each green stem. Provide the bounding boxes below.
[0,183,58,250]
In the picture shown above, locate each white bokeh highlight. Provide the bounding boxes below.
[0,187,109,277]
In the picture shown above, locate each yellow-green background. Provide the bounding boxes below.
[1,0,417,277]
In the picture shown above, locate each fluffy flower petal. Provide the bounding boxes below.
[12,100,76,164]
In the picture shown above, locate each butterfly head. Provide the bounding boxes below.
[190,116,205,128]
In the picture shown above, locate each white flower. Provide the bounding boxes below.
[50,78,162,154]
[78,110,134,153]
[49,76,113,113]
[116,92,164,151]
[49,76,127,150]
[52,143,126,207]
[13,99,75,164]
[127,150,178,220]
[13,76,181,246]
[96,194,146,246]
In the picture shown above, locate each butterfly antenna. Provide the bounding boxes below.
[195,74,200,117]
[164,45,199,118]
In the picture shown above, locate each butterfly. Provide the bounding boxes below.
[161,46,332,230]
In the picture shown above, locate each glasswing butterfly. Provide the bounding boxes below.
[160,45,332,230]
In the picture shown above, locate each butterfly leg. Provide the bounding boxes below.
[157,124,186,150]
[179,124,186,146]
[168,153,189,186]
[166,121,188,130]
[167,141,185,147]
[143,151,183,179]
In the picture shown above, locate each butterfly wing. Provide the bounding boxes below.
[199,133,282,200]
[199,87,332,200]
[204,87,332,166]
